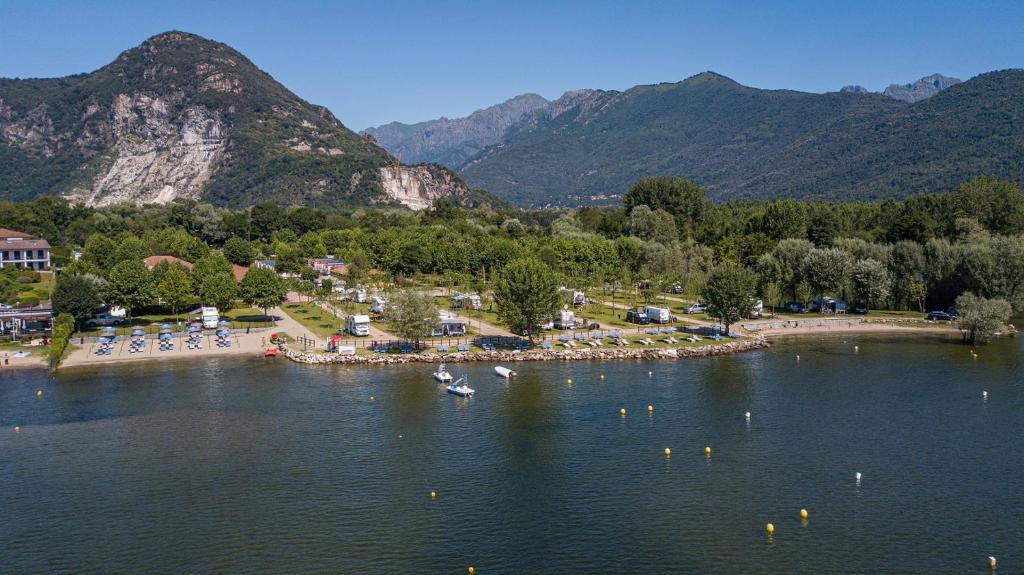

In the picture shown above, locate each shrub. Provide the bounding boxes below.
[49,312,76,368]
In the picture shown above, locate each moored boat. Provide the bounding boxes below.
[434,363,454,382]
[446,376,474,397]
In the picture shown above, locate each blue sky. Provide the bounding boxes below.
[1,0,1022,130]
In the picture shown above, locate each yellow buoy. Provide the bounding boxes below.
[600,374,605,380]
[988,556,997,570]
[36,390,43,397]
[567,378,573,384]
[398,434,403,439]
[704,446,712,455]
[370,396,375,401]
[430,491,437,499]
[800,508,808,520]
[664,447,671,456]
[765,523,775,535]
[468,566,475,574]
[647,405,654,412]
[619,408,626,416]
[14,425,21,433]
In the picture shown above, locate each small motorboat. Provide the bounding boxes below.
[433,363,454,383]
[494,366,516,378]
[446,376,474,397]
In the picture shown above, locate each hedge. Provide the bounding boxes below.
[49,312,75,369]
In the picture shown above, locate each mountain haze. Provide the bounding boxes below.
[0,31,478,210]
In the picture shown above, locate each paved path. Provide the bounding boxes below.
[269,306,322,344]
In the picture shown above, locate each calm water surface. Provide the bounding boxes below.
[1,334,1022,574]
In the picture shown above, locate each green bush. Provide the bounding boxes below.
[49,312,75,369]
[16,269,41,282]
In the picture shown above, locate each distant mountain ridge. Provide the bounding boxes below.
[364,93,549,167]
[840,73,961,102]
[0,31,480,210]
[454,70,1023,206]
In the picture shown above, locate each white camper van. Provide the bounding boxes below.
[201,307,220,329]
[645,305,671,324]
[345,314,370,337]
[370,296,387,315]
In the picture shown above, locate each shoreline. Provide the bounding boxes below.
[284,336,770,365]
[50,319,971,371]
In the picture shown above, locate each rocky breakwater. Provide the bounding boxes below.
[285,337,768,366]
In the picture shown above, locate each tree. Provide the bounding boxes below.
[801,248,850,298]
[628,206,678,244]
[239,267,287,316]
[494,258,561,341]
[850,258,891,309]
[623,176,708,234]
[82,233,119,273]
[52,274,103,328]
[702,264,757,333]
[759,199,808,240]
[223,236,254,266]
[385,289,438,343]
[772,239,813,300]
[956,292,1012,345]
[762,282,782,316]
[158,264,193,323]
[106,260,157,319]
[192,253,237,310]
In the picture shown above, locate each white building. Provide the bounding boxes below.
[0,229,50,270]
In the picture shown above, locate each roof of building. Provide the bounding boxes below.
[232,264,248,282]
[143,255,194,270]
[0,228,50,249]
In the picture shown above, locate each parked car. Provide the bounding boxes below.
[684,303,706,314]
[851,302,869,314]
[626,309,650,324]
[926,311,955,321]
[671,284,684,294]
[86,313,124,327]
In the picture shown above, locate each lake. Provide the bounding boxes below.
[2,333,1021,574]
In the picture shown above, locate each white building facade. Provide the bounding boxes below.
[0,229,50,270]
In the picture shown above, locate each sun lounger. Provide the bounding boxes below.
[437,344,449,353]
[540,341,553,350]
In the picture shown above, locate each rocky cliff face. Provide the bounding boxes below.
[364,93,549,168]
[837,74,961,102]
[0,31,469,210]
[882,74,961,102]
[66,93,228,205]
[378,164,474,210]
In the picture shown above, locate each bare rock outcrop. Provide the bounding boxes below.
[378,164,472,210]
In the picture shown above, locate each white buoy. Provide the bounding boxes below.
[983,391,988,400]
[745,411,751,421]
[648,371,652,377]
[988,556,997,570]
[855,472,862,484]
[854,345,859,353]
[796,355,800,361]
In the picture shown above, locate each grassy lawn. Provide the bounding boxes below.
[281,302,340,339]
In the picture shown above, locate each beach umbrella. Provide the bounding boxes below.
[131,328,145,337]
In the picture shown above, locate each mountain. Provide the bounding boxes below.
[838,74,960,102]
[363,93,549,167]
[457,70,1024,206]
[0,31,478,210]
[882,73,961,103]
